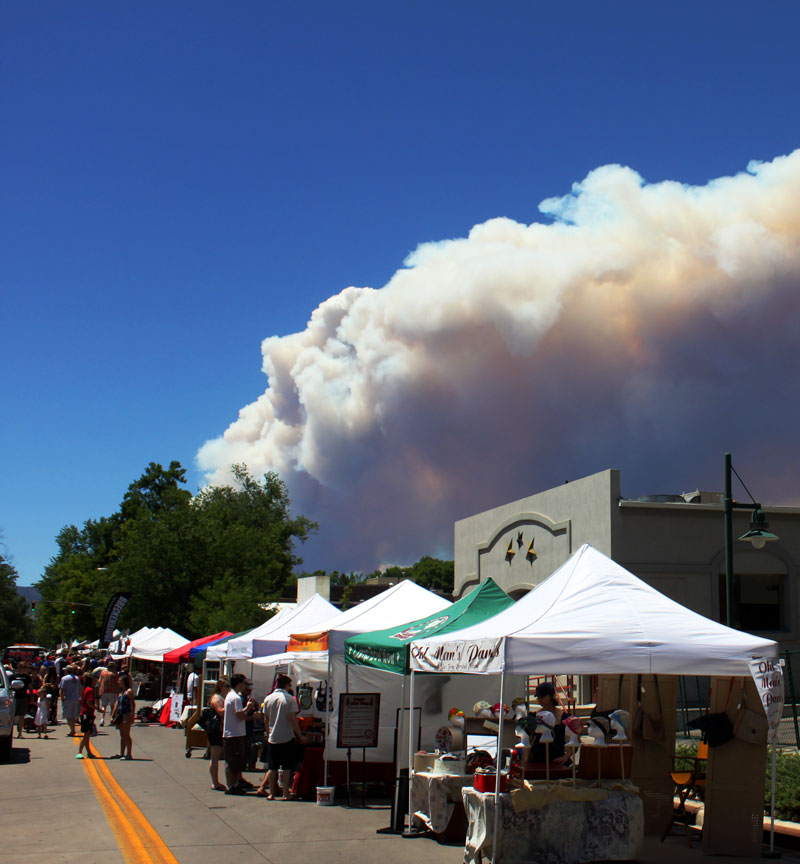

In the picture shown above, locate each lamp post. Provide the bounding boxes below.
[723,452,779,627]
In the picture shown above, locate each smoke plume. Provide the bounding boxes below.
[198,151,800,571]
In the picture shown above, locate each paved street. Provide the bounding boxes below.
[0,720,796,864]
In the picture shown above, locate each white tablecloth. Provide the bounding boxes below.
[462,786,644,864]
[411,772,473,833]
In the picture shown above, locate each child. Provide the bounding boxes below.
[34,687,50,738]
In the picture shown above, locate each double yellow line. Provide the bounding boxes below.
[77,742,179,864]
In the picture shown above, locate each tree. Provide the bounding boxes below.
[184,466,316,632]
[35,461,317,642]
[405,556,454,594]
[0,545,32,647]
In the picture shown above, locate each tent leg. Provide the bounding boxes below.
[324,651,332,787]
[404,670,417,836]
[491,671,506,864]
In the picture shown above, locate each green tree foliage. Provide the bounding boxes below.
[0,545,32,647]
[35,462,316,644]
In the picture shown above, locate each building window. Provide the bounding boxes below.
[733,572,785,632]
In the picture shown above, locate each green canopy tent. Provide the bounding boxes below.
[344,578,514,826]
[344,577,514,674]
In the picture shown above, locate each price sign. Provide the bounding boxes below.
[337,692,381,749]
[169,693,184,724]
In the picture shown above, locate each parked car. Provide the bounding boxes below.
[0,664,22,761]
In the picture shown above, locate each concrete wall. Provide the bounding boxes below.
[453,469,619,597]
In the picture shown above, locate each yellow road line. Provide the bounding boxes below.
[76,740,180,864]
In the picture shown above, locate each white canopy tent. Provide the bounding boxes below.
[408,544,778,856]
[410,543,777,676]
[109,626,157,658]
[259,580,453,766]
[226,593,337,660]
[206,608,293,662]
[129,627,188,662]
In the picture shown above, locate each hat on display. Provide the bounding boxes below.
[587,715,610,746]
[448,708,465,728]
[473,700,493,719]
[492,702,511,719]
[563,714,584,748]
[535,710,555,743]
[609,710,630,742]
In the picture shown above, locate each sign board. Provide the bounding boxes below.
[337,692,380,749]
[169,693,184,724]
[748,657,784,744]
[410,636,503,674]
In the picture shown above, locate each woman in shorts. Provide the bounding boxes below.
[114,673,136,760]
[76,674,95,758]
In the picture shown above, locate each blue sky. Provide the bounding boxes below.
[3,2,800,585]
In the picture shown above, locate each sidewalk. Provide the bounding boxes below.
[0,721,796,864]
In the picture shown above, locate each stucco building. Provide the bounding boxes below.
[454,468,800,651]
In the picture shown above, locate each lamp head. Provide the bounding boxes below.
[739,508,779,549]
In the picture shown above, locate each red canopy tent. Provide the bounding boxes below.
[162,631,233,664]
[158,631,234,727]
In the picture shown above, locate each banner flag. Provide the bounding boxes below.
[99,592,131,649]
[748,656,784,744]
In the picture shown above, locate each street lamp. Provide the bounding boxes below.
[724,452,779,627]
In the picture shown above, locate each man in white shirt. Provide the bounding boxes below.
[59,666,82,737]
[257,674,307,800]
[222,673,256,794]
[185,666,199,706]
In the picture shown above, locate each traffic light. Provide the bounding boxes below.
[30,601,36,612]
[71,607,76,615]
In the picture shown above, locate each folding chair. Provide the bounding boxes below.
[661,741,708,846]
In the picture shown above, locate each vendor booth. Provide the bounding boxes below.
[253,579,454,790]
[408,544,776,862]
[226,593,337,661]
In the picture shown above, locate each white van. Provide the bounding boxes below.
[0,664,21,761]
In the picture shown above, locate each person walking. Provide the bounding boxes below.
[257,675,307,800]
[34,684,51,738]
[206,677,230,791]
[222,674,256,795]
[114,673,135,760]
[97,661,120,727]
[59,665,82,737]
[76,674,96,758]
[41,669,59,725]
[13,663,31,738]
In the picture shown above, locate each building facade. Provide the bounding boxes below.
[454,469,800,651]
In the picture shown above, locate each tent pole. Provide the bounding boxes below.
[770,743,777,854]
[407,669,416,834]
[324,649,332,787]
[491,669,506,864]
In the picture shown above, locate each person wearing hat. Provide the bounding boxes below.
[528,681,568,765]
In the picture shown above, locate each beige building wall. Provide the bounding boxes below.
[454,467,800,652]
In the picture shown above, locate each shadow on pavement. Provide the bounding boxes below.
[9,745,31,764]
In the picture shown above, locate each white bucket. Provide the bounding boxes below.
[316,785,335,806]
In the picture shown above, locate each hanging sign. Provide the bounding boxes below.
[748,657,784,744]
[409,637,503,674]
[337,692,381,749]
[287,632,328,652]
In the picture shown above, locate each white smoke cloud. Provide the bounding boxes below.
[198,151,800,571]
